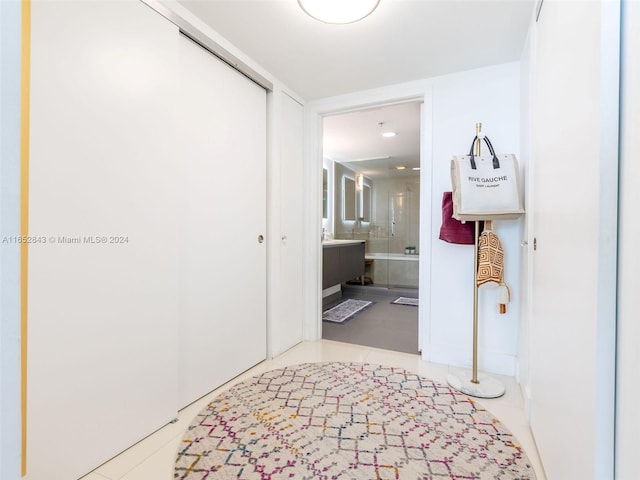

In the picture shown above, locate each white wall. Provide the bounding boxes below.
[616,0,640,477]
[0,2,22,478]
[428,63,522,376]
[306,62,523,375]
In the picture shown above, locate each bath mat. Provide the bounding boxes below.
[175,362,537,479]
[322,299,372,323]
[391,296,419,306]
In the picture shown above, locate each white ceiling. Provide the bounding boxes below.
[177,0,534,177]
[323,101,422,178]
[177,0,535,100]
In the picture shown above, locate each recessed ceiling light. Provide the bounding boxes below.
[396,166,406,170]
[412,167,421,171]
[298,0,380,24]
[378,121,396,138]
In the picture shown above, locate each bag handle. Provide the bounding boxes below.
[468,136,501,170]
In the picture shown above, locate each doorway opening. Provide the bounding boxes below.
[320,101,422,354]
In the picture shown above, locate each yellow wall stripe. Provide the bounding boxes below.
[20,0,31,476]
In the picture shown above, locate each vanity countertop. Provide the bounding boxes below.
[322,239,366,248]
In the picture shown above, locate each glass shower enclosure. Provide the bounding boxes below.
[333,157,420,289]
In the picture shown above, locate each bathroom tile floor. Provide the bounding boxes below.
[322,286,420,354]
[81,340,546,480]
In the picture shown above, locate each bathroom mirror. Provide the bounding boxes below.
[343,177,356,221]
[322,168,328,219]
[362,184,371,222]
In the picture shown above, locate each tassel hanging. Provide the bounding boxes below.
[497,283,510,314]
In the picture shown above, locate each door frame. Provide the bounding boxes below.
[302,86,432,356]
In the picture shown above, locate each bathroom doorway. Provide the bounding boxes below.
[321,101,422,354]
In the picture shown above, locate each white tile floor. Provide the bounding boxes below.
[81,340,547,480]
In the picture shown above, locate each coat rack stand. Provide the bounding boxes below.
[446,122,506,399]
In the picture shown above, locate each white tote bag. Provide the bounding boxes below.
[450,136,524,221]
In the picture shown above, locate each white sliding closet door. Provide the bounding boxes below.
[177,36,267,408]
[27,2,180,479]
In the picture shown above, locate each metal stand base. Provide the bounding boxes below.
[447,369,505,399]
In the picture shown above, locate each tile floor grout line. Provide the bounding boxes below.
[94,429,182,480]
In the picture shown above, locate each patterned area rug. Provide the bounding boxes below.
[391,296,419,307]
[175,363,536,479]
[322,299,372,323]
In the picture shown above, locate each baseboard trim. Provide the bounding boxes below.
[426,343,516,377]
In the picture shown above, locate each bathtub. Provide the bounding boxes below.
[364,252,419,288]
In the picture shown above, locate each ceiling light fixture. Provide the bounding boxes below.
[396,166,406,170]
[298,0,380,24]
[378,121,396,138]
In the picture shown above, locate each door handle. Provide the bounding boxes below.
[258,234,264,244]
[391,221,396,237]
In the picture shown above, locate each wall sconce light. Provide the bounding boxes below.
[298,0,380,24]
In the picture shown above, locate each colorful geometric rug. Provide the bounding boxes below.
[175,362,536,479]
[322,299,373,323]
[391,296,419,307]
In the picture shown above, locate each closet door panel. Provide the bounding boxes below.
[177,36,267,408]
[274,93,305,356]
[27,2,180,479]
[529,1,618,478]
